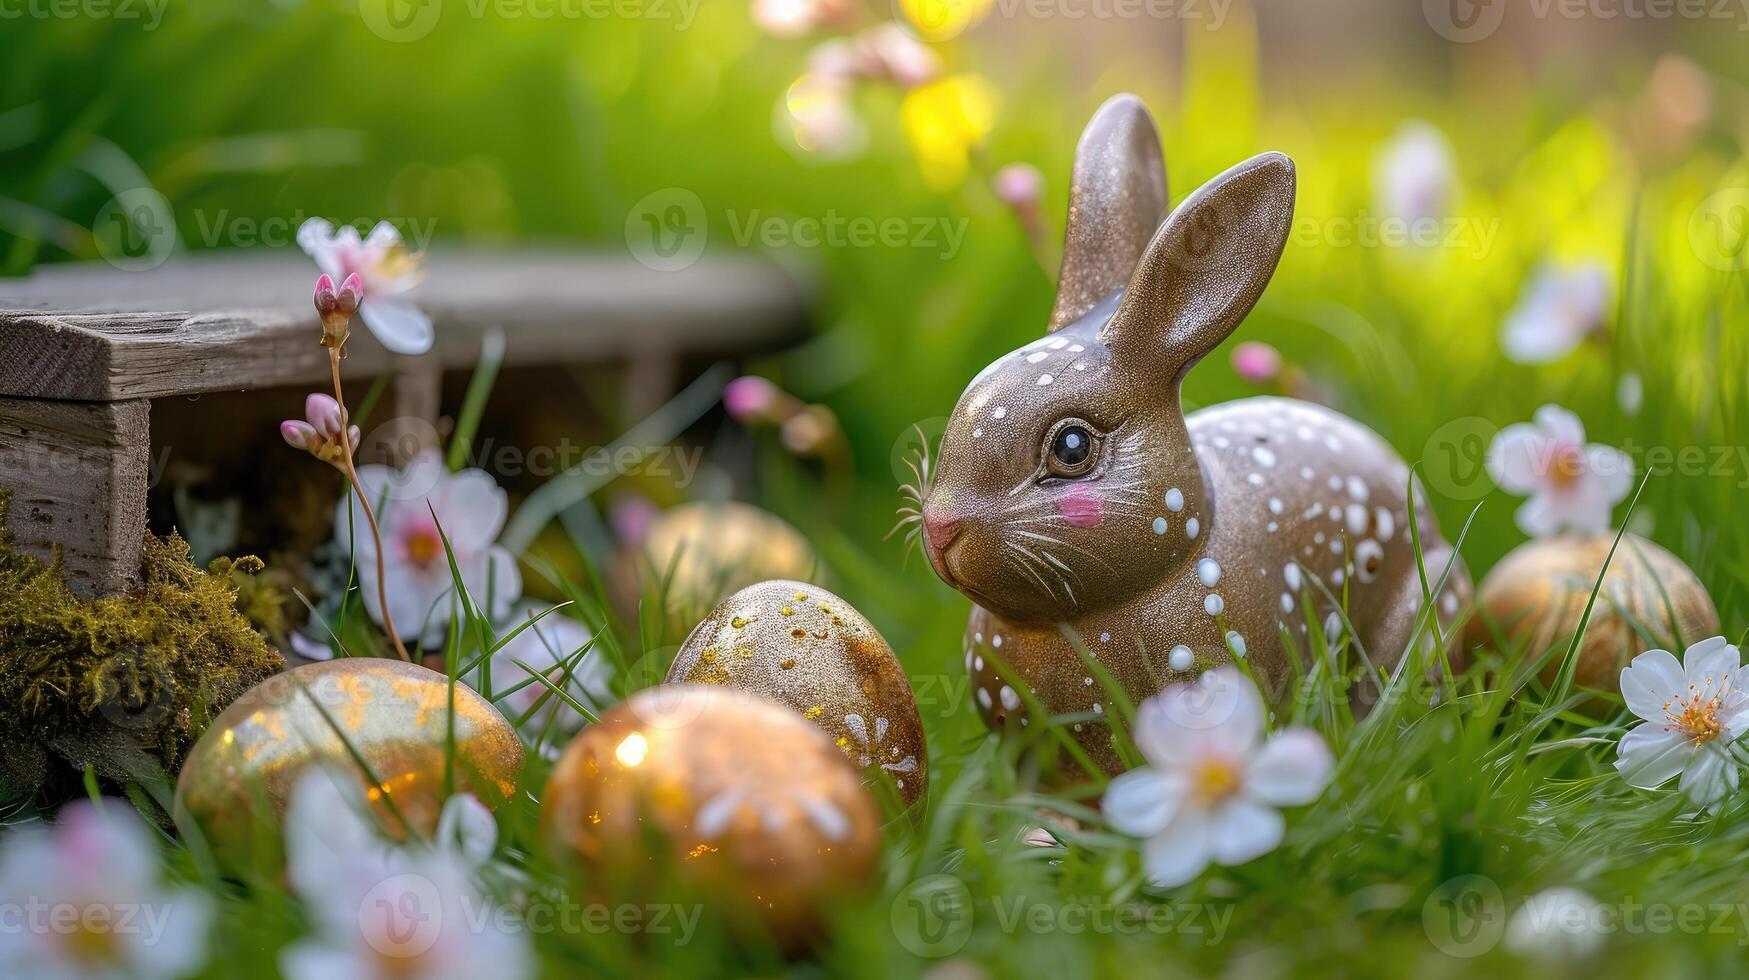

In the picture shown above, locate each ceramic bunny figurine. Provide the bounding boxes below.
[919,95,1472,774]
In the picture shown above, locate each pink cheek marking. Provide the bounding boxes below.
[1058,486,1103,528]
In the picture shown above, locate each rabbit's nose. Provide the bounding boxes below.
[922,504,963,551]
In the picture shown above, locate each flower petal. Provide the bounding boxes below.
[436,794,497,868]
[1245,728,1334,807]
[359,299,434,355]
[1103,769,1185,838]
[1583,444,1633,504]
[1515,492,1579,537]
[1682,636,1739,686]
[1140,809,1212,888]
[297,217,346,281]
[1532,404,1585,447]
[364,220,404,249]
[1678,743,1737,805]
[1620,648,1684,720]
[432,469,510,548]
[1207,799,1285,866]
[1485,423,1548,494]
[1614,723,1692,790]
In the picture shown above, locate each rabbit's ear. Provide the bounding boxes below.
[1101,151,1294,379]
[1049,94,1168,332]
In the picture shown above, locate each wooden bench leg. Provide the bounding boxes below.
[0,397,150,596]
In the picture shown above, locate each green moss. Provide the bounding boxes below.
[0,492,284,796]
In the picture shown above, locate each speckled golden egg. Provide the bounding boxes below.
[174,659,523,868]
[541,685,881,946]
[617,501,818,638]
[667,580,927,810]
[1466,532,1719,692]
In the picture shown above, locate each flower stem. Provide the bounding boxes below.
[329,348,412,662]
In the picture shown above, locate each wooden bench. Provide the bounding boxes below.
[0,251,810,595]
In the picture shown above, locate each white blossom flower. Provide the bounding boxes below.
[280,770,531,980]
[1373,120,1455,226]
[482,605,612,742]
[298,218,433,355]
[1500,263,1611,364]
[1504,887,1607,959]
[1103,667,1333,888]
[336,449,521,647]
[0,800,212,980]
[1615,637,1749,805]
[1486,405,1633,537]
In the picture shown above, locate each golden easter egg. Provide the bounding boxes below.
[174,658,524,868]
[1466,532,1719,692]
[541,685,881,946]
[667,580,927,810]
[617,501,818,639]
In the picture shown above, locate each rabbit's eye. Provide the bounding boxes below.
[1046,421,1098,477]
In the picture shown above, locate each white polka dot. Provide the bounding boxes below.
[1268,497,1283,515]
[993,406,1007,419]
[1204,594,1224,616]
[1327,476,1342,491]
[1099,631,1111,643]
[1248,473,1265,487]
[999,685,1020,710]
[1280,592,1295,613]
[992,635,1003,648]
[1345,504,1369,536]
[1328,506,1342,521]
[977,687,992,709]
[1355,539,1384,583]
[972,428,983,439]
[974,632,984,643]
[1331,568,1345,585]
[1443,593,1460,616]
[1324,435,1343,452]
[1374,508,1395,541]
[1266,521,1279,532]
[1330,539,1344,554]
[1168,645,1194,671]
[1226,631,1246,658]
[1284,563,1302,589]
[1049,338,1069,350]
[1083,675,1094,686]
[1165,488,1184,512]
[1186,518,1200,539]
[974,655,985,671]
[1346,477,1369,502]
[1197,558,1222,586]
[1069,344,1084,352]
[1152,517,1168,535]
[1314,532,1326,544]
[1074,363,1086,371]
[1213,436,1231,449]
[1252,447,1277,467]
[1300,466,1314,480]
[1037,374,1054,385]
[1093,703,1104,714]
[1026,351,1049,363]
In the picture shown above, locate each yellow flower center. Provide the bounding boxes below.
[1548,445,1585,487]
[1188,756,1242,805]
[1665,688,1725,744]
[405,530,442,566]
[64,911,120,966]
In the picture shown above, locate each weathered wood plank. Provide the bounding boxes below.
[0,397,149,595]
[0,251,811,401]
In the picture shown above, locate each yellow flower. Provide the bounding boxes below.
[901,74,999,190]
[894,0,993,41]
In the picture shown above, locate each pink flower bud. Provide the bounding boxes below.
[724,375,780,422]
[281,420,318,451]
[313,274,338,317]
[337,272,364,315]
[305,393,346,439]
[1231,341,1283,385]
[994,163,1044,211]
